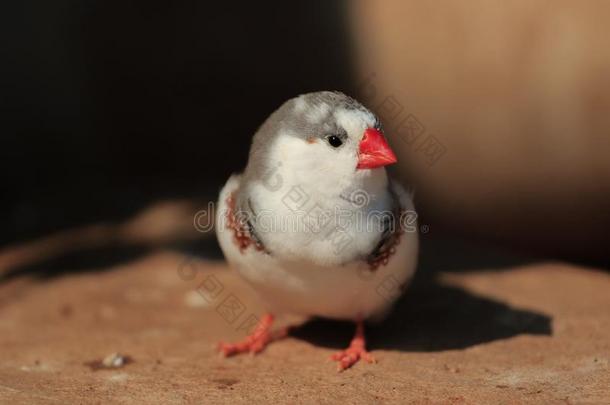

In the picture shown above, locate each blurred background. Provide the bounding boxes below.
[2,0,609,276]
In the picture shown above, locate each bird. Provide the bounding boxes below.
[215,91,419,371]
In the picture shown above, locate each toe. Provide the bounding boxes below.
[338,353,358,371]
[332,348,376,371]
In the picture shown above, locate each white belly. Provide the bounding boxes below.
[215,175,419,321]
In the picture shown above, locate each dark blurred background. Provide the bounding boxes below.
[1,0,609,273]
[1,1,353,243]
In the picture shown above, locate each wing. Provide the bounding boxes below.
[366,180,415,271]
[217,174,269,255]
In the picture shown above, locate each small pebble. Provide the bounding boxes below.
[103,353,127,368]
[85,353,133,371]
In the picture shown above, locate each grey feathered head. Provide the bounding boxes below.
[244,91,384,181]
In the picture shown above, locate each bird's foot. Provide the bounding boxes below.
[330,320,376,371]
[218,313,286,356]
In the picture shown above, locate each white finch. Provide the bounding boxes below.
[215,91,418,370]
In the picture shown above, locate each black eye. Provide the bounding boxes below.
[327,135,343,148]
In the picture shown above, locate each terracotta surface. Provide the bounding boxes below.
[1,249,608,404]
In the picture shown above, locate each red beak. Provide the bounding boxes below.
[357,128,398,170]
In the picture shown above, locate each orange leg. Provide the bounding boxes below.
[330,320,376,371]
[218,313,287,356]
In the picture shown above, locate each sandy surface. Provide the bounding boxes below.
[1,251,609,404]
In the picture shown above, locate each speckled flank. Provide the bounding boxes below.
[366,209,405,271]
[226,192,266,254]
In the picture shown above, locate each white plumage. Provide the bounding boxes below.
[214,91,419,370]
[216,175,418,321]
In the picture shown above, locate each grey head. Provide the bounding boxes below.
[242,91,381,184]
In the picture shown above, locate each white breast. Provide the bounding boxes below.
[215,175,419,322]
